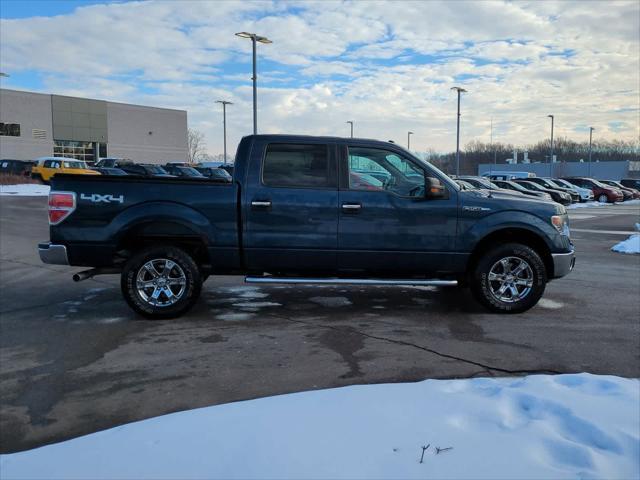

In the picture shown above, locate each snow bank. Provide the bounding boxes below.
[0,184,50,196]
[1,374,638,480]
[567,201,603,209]
[612,224,640,254]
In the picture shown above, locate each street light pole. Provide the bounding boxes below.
[547,115,554,176]
[215,100,233,165]
[346,121,354,138]
[407,131,413,150]
[235,32,272,135]
[588,127,595,176]
[451,87,467,176]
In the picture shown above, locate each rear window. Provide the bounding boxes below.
[263,143,333,188]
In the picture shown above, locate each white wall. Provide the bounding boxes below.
[0,89,54,160]
[106,102,187,163]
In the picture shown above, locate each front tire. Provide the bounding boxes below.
[121,245,202,319]
[470,243,547,314]
[598,194,608,203]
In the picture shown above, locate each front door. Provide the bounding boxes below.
[337,145,458,275]
[244,140,339,273]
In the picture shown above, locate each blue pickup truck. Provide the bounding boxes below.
[39,134,575,318]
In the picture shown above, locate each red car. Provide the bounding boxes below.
[600,180,640,200]
[562,177,624,203]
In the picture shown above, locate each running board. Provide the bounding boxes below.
[245,277,458,287]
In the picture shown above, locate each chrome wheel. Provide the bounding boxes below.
[136,258,187,307]
[488,256,534,303]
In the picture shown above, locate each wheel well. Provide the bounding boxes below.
[467,228,554,278]
[116,234,210,267]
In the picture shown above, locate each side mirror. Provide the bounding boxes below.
[425,177,447,199]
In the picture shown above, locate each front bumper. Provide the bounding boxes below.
[38,242,69,265]
[552,248,575,278]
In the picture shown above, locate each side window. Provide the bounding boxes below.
[43,160,58,168]
[347,147,425,197]
[263,143,333,188]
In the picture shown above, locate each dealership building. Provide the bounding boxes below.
[0,88,188,163]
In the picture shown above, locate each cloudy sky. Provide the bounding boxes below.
[1,0,638,156]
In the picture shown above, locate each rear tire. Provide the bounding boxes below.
[121,245,202,319]
[470,243,547,314]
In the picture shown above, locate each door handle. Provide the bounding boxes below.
[342,203,362,212]
[251,200,272,208]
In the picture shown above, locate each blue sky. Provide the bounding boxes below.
[1,0,638,156]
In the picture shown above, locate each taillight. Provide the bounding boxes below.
[48,191,76,225]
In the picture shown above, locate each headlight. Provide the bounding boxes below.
[551,215,570,236]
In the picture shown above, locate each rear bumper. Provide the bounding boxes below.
[552,248,575,278]
[38,242,69,265]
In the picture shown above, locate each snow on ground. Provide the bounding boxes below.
[1,374,638,480]
[612,224,640,254]
[0,184,50,196]
[567,201,604,209]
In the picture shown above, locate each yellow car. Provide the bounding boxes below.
[31,157,101,183]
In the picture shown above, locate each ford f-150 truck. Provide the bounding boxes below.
[39,135,575,319]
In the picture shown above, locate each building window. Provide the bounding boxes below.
[0,123,21,136]
[53,139,106,163]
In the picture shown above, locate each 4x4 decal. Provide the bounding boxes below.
[80,193,124,204]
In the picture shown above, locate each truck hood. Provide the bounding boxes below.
[461,188,563,216]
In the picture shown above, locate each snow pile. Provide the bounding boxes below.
[1,374,638,480]
[612,223,640,254]
[0,184,50,196]
[567,201,603,209]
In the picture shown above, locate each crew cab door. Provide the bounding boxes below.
[243,139,339,273]
[337,145,459,274]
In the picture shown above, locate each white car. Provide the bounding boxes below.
[551,178,594,202]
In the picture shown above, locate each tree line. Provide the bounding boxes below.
[423,138,639,175]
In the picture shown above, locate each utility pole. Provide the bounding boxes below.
[588,127,595,177]
[451,87,467,176]
[547,114,554,175]
[346,121,354,138]
[215,100,233,164]
[235,32,272,135]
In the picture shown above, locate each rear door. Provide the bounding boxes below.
[243,139,339,273]
[337,144,458,274]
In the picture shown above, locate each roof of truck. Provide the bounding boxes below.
[242,134,405,148]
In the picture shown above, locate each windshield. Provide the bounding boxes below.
[521,181,545,191]
[178,167,205,177]
[144,165,169,175]
[554,179,573,189]
[62,160,87,169]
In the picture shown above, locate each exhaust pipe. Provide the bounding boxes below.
[73,267,121,282]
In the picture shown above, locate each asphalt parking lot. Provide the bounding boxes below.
[1,196,639,453]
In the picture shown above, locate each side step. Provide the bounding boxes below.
[245,276,458,287]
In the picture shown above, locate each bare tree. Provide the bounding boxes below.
[187,128,206,164]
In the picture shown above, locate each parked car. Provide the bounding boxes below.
[455,175,526,197]
[600,180,640,200]
[118,164,174,178]
[561,177,624,203]
[39,134,575,318]
[92,167,129,176]
[95,158,127,168]
[194,167,233,183]
[0,159,35,176]
[456,180,476,190]
[163,164,207,178]
[513,180,572,205]
[550,178,594,202]
[198,161,234,176]
[525,177,580,203]
[491,180,553,201]
[484,171,537,180]
[31,157,101,183]
[620,178,640,191]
